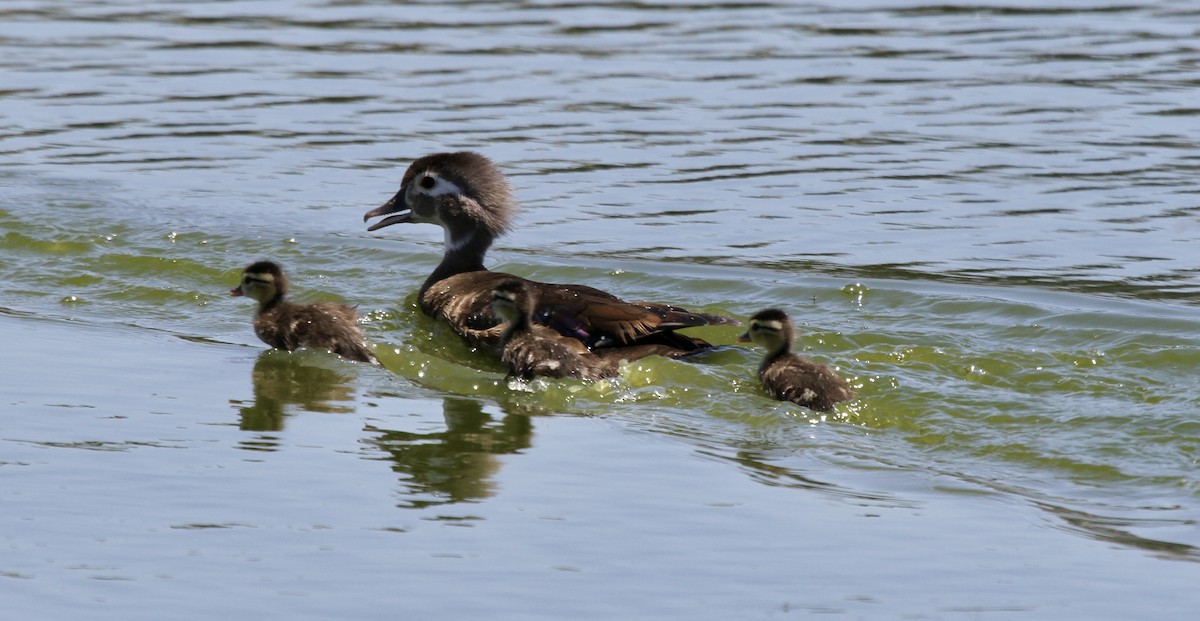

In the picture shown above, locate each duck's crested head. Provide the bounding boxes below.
[737,308,794,353]
[489,278,531,324]
[231,260,288,304]
[364,151,516,239]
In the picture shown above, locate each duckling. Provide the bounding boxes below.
[363,151,737,356]
[490,279,624,381]
[230,261,379,364]
[738,308,854,412]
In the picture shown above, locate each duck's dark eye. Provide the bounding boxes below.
[419,176,436,190]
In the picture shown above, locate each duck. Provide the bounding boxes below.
[230,260,379,364]
[362,151,737,358]
[737,308,854,412]
[489,279,621,381]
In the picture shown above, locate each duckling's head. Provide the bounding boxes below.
[489,279,531,325]
[737,308,794,356]
[364,151,516,243]
[230,260,287,305]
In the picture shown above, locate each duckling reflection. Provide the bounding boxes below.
[237,351,356,432]
[1034,499,1199,561]
[728,448,905,506]
[364,396,532,508]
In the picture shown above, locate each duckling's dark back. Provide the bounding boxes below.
[741,308,854,412]
[759,354,855,412]
[501,328,619,381]
[254,301,378,365]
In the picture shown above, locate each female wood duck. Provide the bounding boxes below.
[363,151,736,355]
[738,308,854,412]
[490,279,620,381]
[231,260,379,364]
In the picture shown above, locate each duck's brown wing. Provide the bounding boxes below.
[592,342,695,364]
[532,284,738,348]
[635,302,742,330]
[421,271,737,352]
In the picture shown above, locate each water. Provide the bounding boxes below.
[3,1,1199,618]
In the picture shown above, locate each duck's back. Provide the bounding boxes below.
[255,302,377,364]
[423,270,731,354]
[760,354,855,412]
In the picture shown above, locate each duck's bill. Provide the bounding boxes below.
[230,286,244,297]
[736,332,750,343]
[363,191,411,231]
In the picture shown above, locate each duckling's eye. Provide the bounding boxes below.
[419,176,436,190]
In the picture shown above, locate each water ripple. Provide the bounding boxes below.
[4,0,1200,591]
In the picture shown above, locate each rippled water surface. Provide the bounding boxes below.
[3,1,1200,619]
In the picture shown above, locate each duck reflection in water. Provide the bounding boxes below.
[237,350,356,432]
[365,396,533,509]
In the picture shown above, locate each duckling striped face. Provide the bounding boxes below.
[230,261,287,304]
[233,271,277,303]
[745,318,783,345]
[738,309,792,350]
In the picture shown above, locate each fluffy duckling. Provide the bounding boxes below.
[231,261,379,365]
[738,308,854,412]
[490,279,621,381]
[363,151,737,355]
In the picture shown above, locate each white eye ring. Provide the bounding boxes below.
[411,175,464,198]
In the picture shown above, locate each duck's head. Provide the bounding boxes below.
[737,308,794,355]
[231,260,287,305]
[489,279,531,325]
[364,151,516,246]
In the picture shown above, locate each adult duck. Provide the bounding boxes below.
[363,151,736,356]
